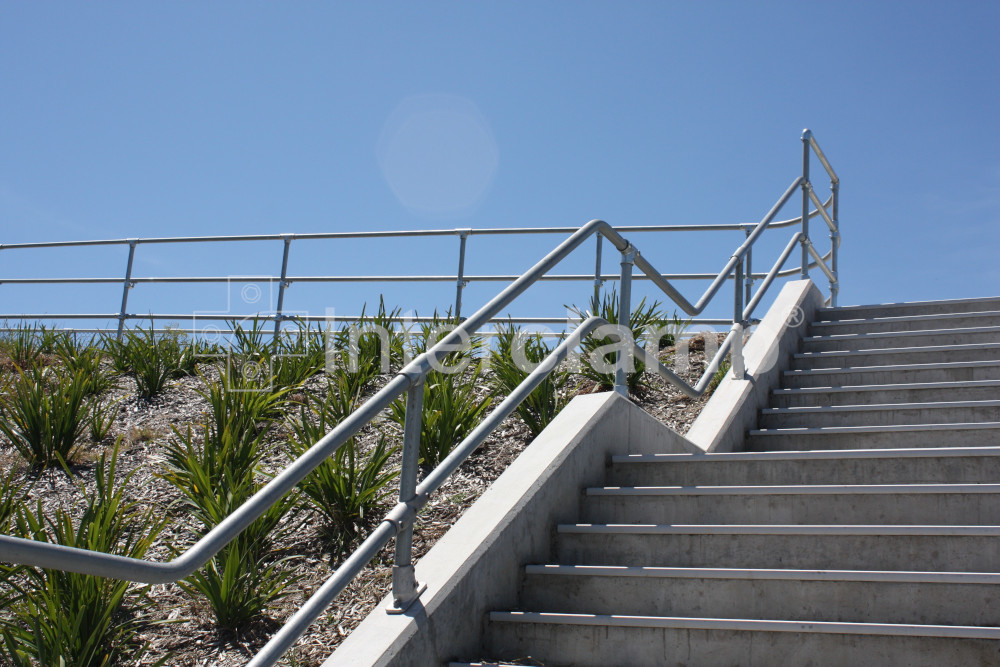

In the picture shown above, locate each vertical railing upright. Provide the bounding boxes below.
[454,229,470,319]
[116,239,138,340]
[273,235,293,343]
[593,234,604,309]
[830,180,840,307]
[614,243,636,396]
[731,254,745,379]
[800,131,811,280]
[390,376,426,613]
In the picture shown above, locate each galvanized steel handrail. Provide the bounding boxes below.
[0,130,839,665]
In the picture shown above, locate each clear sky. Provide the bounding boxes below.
[1,2,998,333]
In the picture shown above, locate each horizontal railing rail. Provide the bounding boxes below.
[0,130,839,666]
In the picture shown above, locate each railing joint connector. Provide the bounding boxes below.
[455,228,472,238]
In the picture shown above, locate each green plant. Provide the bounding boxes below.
[287,378,399,553]
[87,400,120,443]
[328,298,406,390]
[1,325,44,370]
[708,357,732,393]
[568,288,664,394]
[389,368,492,468]
[489,322,569,437]
[0,366,92,468]
[120,325,184,398]
[272,322,326,388]
[54,333,116,396]
[408,309,484,372]
[0,443,169,666]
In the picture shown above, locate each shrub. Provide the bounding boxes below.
[0,443,169,666]
[87,400,120,443]
[287,377,399,553]
[53,333,116,396]
[569,289,665,395]
[119,325,185,399]
[389,368,492,468]
[0,325,44,370]
[0,366,92,468]
[489,322,569,437]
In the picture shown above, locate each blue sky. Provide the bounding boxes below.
[1,2,998,334]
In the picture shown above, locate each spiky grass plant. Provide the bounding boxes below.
[489,323,569,437]
[569,289,665,395]
[287,376,399,554]
[388,368,492,468]
[271,322,326,389]
[0,443,169,666]
[87,399,120,443]
[159,370,301,629]
[0,325,44,370]
[53,333,117,396]
[119,325,183,398]
[0,366,92,468]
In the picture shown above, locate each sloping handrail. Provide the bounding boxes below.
[0,130,839,665]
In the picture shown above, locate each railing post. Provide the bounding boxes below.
[615,243,636,397]
[732,255,745,379]
[800,130,811,280]
[389,377,426,613]
[116,240,137,341]
[830,181,840,307]
[593,234,603,310]
[454,229,470,320]
[744,227,753,307]
[273,235,293,344]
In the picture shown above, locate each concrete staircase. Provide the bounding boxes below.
[458,297,1000,666]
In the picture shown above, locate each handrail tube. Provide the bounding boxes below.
[803,130,839,184]
[631,176,803,315]
[743,232,803,320]
[806,184,838,233]
[804,239,837,284]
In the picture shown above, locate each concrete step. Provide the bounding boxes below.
[747,422,1000,451]
[486,613,1000,667]
[782,360,1000,388]
[817,296,1000,320]
[608,447,1000,486]
[520,564,1000,626]
[581,484,1000,525]
[792,342,1000,370]
[449,663,542,667]
[759,400,1000,428]
[555,524,1000,571]
[800,325,1000,352]
[771,380,1000,408]
[810,311,1000,335]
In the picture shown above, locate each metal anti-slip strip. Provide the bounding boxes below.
[557,524,1000,536]
[586,483,1000,496]
[488,612,1000,639]
[523,564,1000,584]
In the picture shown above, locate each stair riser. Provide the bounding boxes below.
[747,428,1000,451]
[556,533,1000,571]
[793,346,1000,369]
[582,492,1000,525]
[772,385,1000,407]
[760,406,1000,428]
[812,314,1000,335]
[521,574,1000,626]
[783,365,1000,388]
[487,623,1000,667]
[819,299,1000,319]
[802,330,1000,352]
[608,456,1000,486]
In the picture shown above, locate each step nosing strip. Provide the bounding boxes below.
[523,564,1000,584]
[796,343,1000,357]
[804,325,1000,341]
[773,380,1000,394]
[750,422,1000,435]
[763,400,1000,414]
[610,445,1000,463]
[586,483,1000,496]
[488,612,1000,638]
[785,360,1000,375]
[557,524,1000,536]
[811,311,1000,326]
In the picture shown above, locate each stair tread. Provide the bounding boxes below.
[773,379,1000,394]
[796,342,1000,358]
[488,612,1000,638]
[523,564,1000,584]
[818,295,1000,314]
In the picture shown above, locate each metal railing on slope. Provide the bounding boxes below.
[0,153,836,340]
[0,130,840,665]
